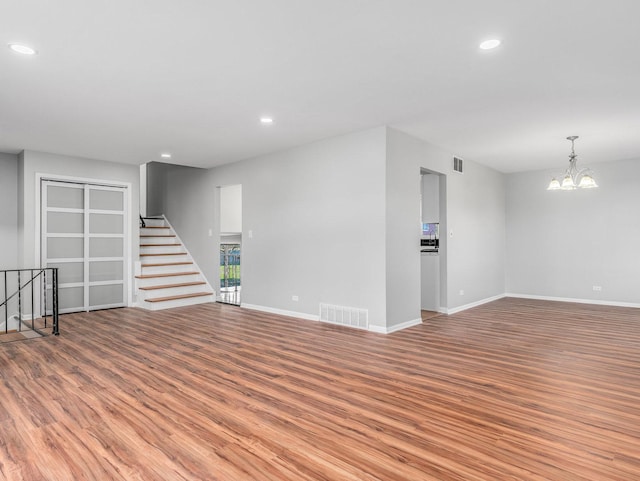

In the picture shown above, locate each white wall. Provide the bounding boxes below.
[421,173,440,223]
[219,184,242,233]
[162,126,507,329]
[146,161,170,216]
[163,128,389,328]
[506,158,640,305]
[0,153,18,269]
[386,128,506,321]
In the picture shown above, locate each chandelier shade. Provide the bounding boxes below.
[547,136,597,191]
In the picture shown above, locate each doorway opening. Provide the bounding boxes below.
[218,184,242,306]
[219,243,240,305]
[420,169,446,314]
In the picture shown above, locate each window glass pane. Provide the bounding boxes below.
[47,237,83,259]
[90,189,124,211]
[89,238,123,258]
[90,284,123,306]
[47,185,83,209]
[46,262,84,284]
[89,213,123,234]
[59,286,84,311]
[89,261,123,282]
[47,212,83,234]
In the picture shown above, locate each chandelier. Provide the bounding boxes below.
[547,136,598,190]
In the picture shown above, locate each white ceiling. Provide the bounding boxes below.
[1,0,639,173]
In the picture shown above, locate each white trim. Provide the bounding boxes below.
[58,282,85,289]
[443,293,507,315]
[369,317,423,334]
[241,303,320,322]
[88,233,125,238]
[505,293,640,309]
[239,305,423,335]
[46,207,84,214]
[89,280,124,287]
[88,209,125,215]
[46,258,85,263]
[45,233,84,238]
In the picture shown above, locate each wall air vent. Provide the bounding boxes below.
[319,303,369,330]
[453,156,464,173]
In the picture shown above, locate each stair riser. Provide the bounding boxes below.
[140,227,172,236]
[139,238,179,245]
[141,254,190,264]
[140,245,184,254]
[141,264,194,275]
[141,218,166,227]
[138,284,208,300]
[140,295,216,311]
[135,274,202,288]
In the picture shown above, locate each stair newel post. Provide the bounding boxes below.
[52,268,60,336]
[17,270,22,332]
[3,271,7,334]
[43,268,48,329]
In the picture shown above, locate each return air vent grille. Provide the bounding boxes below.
[453,156,464,173]
[319,303,369,330]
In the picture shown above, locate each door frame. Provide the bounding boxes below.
[35,173,133,311]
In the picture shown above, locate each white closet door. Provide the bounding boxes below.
[42,180,127,313]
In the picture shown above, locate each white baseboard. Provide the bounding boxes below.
[444,293,507,315]
[241,303,320,322]
[505,293,640,309]
[241,304,423,335]
[369,317,422,334]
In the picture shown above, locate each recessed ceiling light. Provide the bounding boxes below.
[8,43,37,55]
[160,153,172,159]
[479,39,501,50]
[260,117,274,124]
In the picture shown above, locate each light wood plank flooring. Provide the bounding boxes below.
[1,298,639,480]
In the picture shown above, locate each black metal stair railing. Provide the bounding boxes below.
[0,268,59,337]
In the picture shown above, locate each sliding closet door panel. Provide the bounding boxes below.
[87,186,126,311]
[90,214,124,234]
[89,261,123,282]
[47,212,84,234]
[42,182,86,313]
[89,238,123,257]
[42,180,128,313]
[47,185,84,209]
[89,284,123,306]
[47,237,84,258]
[59,287,84,311]
[46,262,84,284]
[90,189,124,211]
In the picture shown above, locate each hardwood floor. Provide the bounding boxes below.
[1,298,639,480]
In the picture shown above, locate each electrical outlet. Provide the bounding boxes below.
[593,285,602,291]
[292,295,299,301]
[459,290,464,296]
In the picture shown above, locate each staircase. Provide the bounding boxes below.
[136,216,215,310]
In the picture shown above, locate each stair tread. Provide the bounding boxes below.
[140,252,186,257]
[141,226,170,229]
[145,291,213,303]
[140,243,182,247]
[142,261,193,267]
[140,281,207,291]
[140,235,176,238]
[135,271,199,279]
